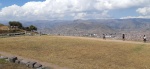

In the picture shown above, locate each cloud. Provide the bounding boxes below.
[121,6,150,19]
[136,7,150,15]
[120,16,150,19]
[94,0,149,10]
[0,0,150,20]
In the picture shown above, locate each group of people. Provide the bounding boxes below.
[103,34,147,43]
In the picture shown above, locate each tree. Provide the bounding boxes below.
[9,21,23,29]
[8,21,37,32]
[24,27,30,31]
[29,25,37,31]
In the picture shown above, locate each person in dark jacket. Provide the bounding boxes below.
[103,34,106,40]
[122,34,125,41]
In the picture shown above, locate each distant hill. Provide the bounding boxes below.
[1,19,150,40]
[0,24,9,34]
[18,19,150,34]
[40,20,115,35]
[0,23,25,34]
[0,26,9,30]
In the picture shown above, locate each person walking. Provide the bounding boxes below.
[103,34,106,40]
[143,35,147,43]
[122,34,125,41]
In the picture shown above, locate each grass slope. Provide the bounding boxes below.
[0,36,150,69]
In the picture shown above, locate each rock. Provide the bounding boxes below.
[15,60,20,64]
[0,56,8,59]
[9,56,18,63]
[28,61,37,68]
[15,59,23,64]
[34,63,42,68]
[20,60,29,65]
[5,59,9,62]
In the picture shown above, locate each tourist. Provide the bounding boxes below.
[103,34,106,40]
[143,35,147,43]
[122,34,125,41]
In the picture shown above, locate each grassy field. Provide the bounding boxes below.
[0,36,150,69]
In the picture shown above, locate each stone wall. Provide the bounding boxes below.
[0,56,52,69]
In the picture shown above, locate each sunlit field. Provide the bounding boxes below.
[0,36,150,69]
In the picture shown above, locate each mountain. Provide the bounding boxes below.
[18,19,150,34]
[1,19,150,40]
[20,20,116,35]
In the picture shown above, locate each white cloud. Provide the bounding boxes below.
[121,6,150,19]
[136,7,150,15]
[120,16,150,19]
[0,0,150,20]
[94,0,150,10]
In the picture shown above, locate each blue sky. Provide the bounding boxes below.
[0,0,150,21]
[0,0,42,8]
[109,7,140,18]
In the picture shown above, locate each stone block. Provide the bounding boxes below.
[34,63,42,68]
[0,56,8,59]
[15,59,23,64]
[28,61,37,68]
[9,56,18,63]
[20,60,29,65]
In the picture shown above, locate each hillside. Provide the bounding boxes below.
[15,19,150,41]
[47,20,116,36]
[0,24,9,34]
[1,19,150,40]
[17,19,150,34]
[0,36,150,69]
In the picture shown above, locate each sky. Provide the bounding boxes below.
[0,0,150,21]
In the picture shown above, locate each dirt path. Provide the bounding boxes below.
[0,51,69,69]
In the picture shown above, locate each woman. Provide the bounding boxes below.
[143,35,146,43]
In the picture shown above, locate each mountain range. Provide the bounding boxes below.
[1,19,150,40]
[20,19,150,34]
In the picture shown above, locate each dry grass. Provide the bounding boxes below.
[0,36,150,69]
[0,26,9,30]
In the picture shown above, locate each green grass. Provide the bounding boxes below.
[0,36,150,69]
[0,59,7,64]
[0,58,31,69]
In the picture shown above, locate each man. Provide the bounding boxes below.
[122,34,125,41]
[103,34,106,40]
